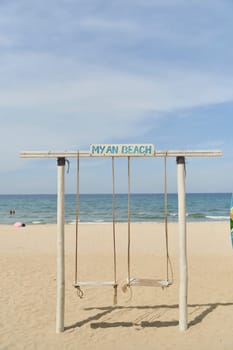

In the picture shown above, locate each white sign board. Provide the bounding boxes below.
[90,144,155,157]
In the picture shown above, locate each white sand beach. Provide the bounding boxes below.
[1,221,233,350]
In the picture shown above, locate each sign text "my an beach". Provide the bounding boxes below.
[90,144,155,157]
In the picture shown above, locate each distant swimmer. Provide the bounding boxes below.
[9,209,15,215]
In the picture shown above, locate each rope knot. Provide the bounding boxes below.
[76,286,84,299]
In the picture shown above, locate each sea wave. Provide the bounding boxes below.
[205,215,229,220]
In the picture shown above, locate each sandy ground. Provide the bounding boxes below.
[1,221,233,350]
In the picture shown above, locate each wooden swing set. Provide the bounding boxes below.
[20,144,222,333]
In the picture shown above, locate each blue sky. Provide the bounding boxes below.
[0,0,232,194]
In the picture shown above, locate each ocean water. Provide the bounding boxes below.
[0,193,231,225]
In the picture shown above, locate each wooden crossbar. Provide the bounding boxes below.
[20,149,222,159]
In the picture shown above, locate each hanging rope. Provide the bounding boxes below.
[164,154,173,284]
[74,151,84,298]
[66,159,70,174]
[127,156,131,286]
[112,157,118,305]
[122,156,132,296]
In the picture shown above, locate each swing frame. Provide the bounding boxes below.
[20,146,222,333]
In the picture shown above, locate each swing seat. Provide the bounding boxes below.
[73,281,117,287]
[125,277,172,288]
[74,281,118,305]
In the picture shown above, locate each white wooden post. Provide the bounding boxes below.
[177,156,188,331]
[56,157,66,333]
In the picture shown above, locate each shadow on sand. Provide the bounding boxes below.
[65,302,233,331]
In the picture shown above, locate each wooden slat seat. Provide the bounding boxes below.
[73,281,117,287]
[124,277,172,288]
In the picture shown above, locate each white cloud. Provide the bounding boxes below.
[0,59,233,115]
